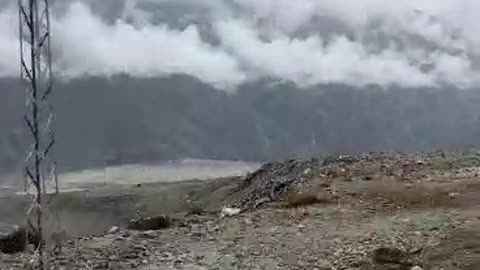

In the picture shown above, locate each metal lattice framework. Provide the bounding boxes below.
[18,0,60,264]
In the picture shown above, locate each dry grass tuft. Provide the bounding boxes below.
[284,190,333,208]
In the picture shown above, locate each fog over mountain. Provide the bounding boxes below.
[1,1,480,172]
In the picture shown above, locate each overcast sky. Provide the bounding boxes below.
[1,0,480,90]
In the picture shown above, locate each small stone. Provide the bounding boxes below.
[93,262,108,269]
[315,259,334,270]
[128,215,171,231]
[124,253,141,259]
[411,266,423,270]
[409,247,423,254]
[449,192,461,198]
[107,226,119,234]
[140,230,157,238]
[220,207,241,217]
[364,175,373,181]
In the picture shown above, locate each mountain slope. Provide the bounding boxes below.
[1,75,480,173]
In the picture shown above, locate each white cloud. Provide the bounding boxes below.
[215,18,480,88]
[52,2,246,89]
[0,7,20,77]
[1,0,480,89]
[216,19,431,87]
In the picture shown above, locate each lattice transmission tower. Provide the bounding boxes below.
[18,0,60,264]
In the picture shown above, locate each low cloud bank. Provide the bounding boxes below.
[1,0,480,90]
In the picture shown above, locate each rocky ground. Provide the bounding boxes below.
[3,150,480,269]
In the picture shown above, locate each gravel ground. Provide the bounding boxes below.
[2,151,480,270]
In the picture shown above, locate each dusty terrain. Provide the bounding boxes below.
[2,151,480,270]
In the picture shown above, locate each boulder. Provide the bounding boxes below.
[0,224,27,254]
[127,215,171,231]
[372,247,412,267]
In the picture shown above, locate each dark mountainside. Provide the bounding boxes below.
[1,75,480,173]
[2,1,479,173]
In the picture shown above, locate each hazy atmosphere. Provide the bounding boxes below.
[2,0,480,171]
[4,1,480,269]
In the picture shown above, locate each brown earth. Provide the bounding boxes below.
[2,151,480,269]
